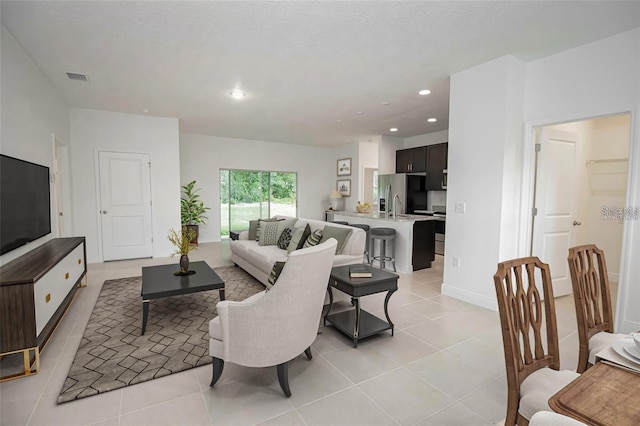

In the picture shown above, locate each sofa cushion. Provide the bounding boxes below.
[303,228,323,248]
[319,226,353,254]
[277,227,294,250]
[287,224,311,254]
[246,245,289,272]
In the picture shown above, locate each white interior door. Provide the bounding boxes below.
[99,151,153,261]
[531,129,579,297]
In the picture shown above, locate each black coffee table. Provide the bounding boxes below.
[141,261,225,335]
[324,265,398,347]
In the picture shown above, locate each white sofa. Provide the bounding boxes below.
[230,217,366,287]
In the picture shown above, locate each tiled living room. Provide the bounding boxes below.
[0,241,582,426]
[2,2,640,426]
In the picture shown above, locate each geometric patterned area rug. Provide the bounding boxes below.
[57,266,263,403]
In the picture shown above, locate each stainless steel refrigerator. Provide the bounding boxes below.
[378,174,407,215]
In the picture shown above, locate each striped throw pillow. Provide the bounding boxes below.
[303,228,323,248]
[267,261,286,290]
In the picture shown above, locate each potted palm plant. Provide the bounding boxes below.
[180,180,210,244]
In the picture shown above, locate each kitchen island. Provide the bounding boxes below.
[332,211,444,273]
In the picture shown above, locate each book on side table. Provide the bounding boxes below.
[349,264,372,278]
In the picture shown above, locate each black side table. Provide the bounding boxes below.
[229,230,241,241]
[324,265,398,347]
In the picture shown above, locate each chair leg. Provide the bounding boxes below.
[210,357,224,387]
[276,362,291,397]
[304,346,312,360]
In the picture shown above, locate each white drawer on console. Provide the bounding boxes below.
[34,244,85,335]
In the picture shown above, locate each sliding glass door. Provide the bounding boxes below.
[220,169,297,237]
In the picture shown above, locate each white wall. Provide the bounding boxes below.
[70,109,180,263]
[358,141,379,204]
[179,133,336,242]
[443,55,526,309]
[403,130,449,149]
[523,29,640,333]
[378,135,403,175]
[0,26,70,265]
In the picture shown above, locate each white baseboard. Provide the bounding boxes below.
[619,319,640,334]
[441,283,498,311]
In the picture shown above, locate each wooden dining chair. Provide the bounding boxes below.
[494,257,579,426]
[567,244,625,373]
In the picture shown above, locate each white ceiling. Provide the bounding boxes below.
[2,1,640,147]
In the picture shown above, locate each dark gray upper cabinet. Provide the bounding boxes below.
[425,143,448,190]
[395,146,426,173]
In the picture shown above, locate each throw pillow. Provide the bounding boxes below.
[267,261,286,290]
[287,223,311,254]
[248,220,260,240]
[255,218,282,241]
[319,225,353,254]
[258,221,282,246]
[303,228,323,248]
[277,226,294,250]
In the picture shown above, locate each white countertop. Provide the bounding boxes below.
[330,211,444,222]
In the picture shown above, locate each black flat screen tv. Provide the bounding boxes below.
[0,154,52,255]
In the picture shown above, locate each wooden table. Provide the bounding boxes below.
[549,362,640,426]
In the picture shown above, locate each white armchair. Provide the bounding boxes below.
[209,238,338,397]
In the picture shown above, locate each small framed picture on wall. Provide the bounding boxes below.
[337,179,351,197]
[337,158,352,176]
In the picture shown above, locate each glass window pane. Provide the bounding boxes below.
[220,169,297,237]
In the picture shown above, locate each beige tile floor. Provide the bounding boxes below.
[1,241,585,426]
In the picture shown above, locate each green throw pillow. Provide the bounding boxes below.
[267,261,286,290]
[319,226,353,254]
[287,223,312,254]
[303,228,323,248]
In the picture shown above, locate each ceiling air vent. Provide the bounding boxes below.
[66,72,89,82]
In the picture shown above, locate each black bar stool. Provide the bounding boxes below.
[370,227,396,271]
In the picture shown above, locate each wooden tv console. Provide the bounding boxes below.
[0,237,87,381]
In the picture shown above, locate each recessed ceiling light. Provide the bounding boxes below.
[140,108,149,113]
[427,118,437,123]
[390,128,398,132]
[382,101,390,106]
[229,89,247,99]
[336,119,343,122]
[356,111,364,115]
[418,89,431,96]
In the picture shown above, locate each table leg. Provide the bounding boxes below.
[219,288,225,301]
[141,299,149,335]
[353,297,360,348]
[384,289,396,336]
[324,285,334,326]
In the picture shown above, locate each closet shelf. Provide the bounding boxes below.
[586,158,627,195]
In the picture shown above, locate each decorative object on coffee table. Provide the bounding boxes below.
[180,180,210,244]
[168,226,197,274]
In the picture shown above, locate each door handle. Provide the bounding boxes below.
[101,210,108,214]
[573,220,581,226]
